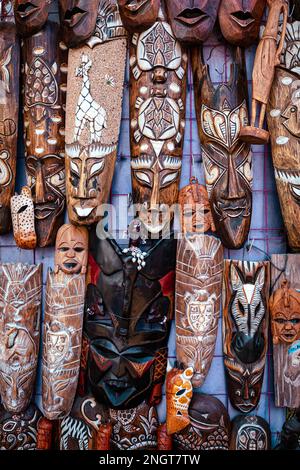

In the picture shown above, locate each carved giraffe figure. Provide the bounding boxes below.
[74,54,107,143]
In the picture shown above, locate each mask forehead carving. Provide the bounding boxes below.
[165,0,221,44]
[218,0,266,47]
[118,0,160,33]
[230,415,271,450]
[14,0,52,36]
[223,260,270,413]
[54,223,88,275]
[59,0,100,48]
[0,263,42,414]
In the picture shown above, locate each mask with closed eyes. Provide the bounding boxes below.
[59,0,100,48]
[165,0,221,44]
[14,0,52,36]
[117,0,160,33]
[223,260,270,413]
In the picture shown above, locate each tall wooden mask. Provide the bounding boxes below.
[230,415,271,450]
[223,260,270,413]
[192,48,252,249]
[20,21,67,247]
[65,0,127,225]
[83,229,176,409]
[218,0,266,47]
[59,0,100,48]
[14,0,51,36]
[0,2,19,235]
[270,254,300,409]
[118,0,160,33]
[165,0,221,44]
[267,21,300,251]
[0,263,42,414]
[129,6,187,235]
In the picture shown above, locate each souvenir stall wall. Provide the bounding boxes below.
[0,0,299,451]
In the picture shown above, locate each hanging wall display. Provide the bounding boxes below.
[42,224,88,420]
[19,20,67,247]
[129,3,187,235]
[11,186,37,249]
[118,0,160,33]
[65,0,127,226]
[267,19,300,252]
[270,254,300,408]
[175,178,223,387]
[59,0,101,48]
[0,263,42,413]
[0,1,19,235]
[14,0,51,36]
[230,415,271,450]
[222,260,270,413]
[192,47,252,249]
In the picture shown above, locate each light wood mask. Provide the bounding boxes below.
[11,186,37,250]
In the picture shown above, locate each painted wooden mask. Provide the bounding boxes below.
[54,224,88,275]
[11,186,37,250]
[173,393,231,450]
[14,0,52,36]
[129,6,187,235]
[270,280,300,345]
[83,230,176,409]
[166,367,193,435]
[165,0,221,44]
[192,49,252,249]
[223,260,270,413]
[0,264,42,414]
[230,415,271,450]
[59,0,100,48]
[218,0,266,47]
[117,0,160,33]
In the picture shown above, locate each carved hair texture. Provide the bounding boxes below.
[11,186,37,250]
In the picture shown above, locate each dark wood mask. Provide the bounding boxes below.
[173,393,231,450]
[21,21,67,247]
[83,229,176,409]
[14,0,51,36]
[276,410,300,450]
[0,263,42,414]
[192,48,252,249]
[65,0,127,226]
[230,415,271,450]
[0,2,19,235]
[270,254,300,409]
[118,0,160,34]
[223,260,270,413]
[165,0,221,44]
[129,7,187,235]
[239,0,289,145]
[267,21,300,251]
[218,0,266,47]
[59,0,100,48]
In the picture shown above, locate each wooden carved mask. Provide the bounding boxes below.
[178,178,215,233]
[0,403,43,450]
[230,415,271,450]
[14,0,52,36]
[117,0,160,33]
[270,280,300,345]
[165,0,221,44]
[218,0,266,47]
[0,264,42,413]
[59,0,100,48]
[54,224,88,275]
[223,261,269,413]
[129,6,187,235]
[166,367,193,435]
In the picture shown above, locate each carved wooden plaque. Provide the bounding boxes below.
[0,403,43,450]
[223,260,270,413]
[21,20,67,247]
[230,415,271,450]
[176,234,223,387]
[129,6,187,234]
[11,186,37,249]
[65,0,127,226]
[166,367,193,435]
[192,48,252,249]
[0,2,19,235]
[0,263,42,413]
[42,270,86,420]
[270,254,300,408]
[267,21,300,251]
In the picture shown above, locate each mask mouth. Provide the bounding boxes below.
[236,402,255,412]
[230,11,255,28]
[63,7,87,27]
[35,204,57,220]
[16,2,39,18]
[63,262,79,270]
[125,0,149,13]
[105,379,131,391]
[176,8,209,26]
[214,199,248,219]
[282,332,297,341]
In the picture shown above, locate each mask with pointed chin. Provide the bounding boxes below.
[118,0,160,33]
[14,0,52,36]
[59,0,100,48]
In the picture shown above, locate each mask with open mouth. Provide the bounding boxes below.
[223,260,270,413]
[230,415,271,450]
[54,223,88,275]
[117,0,160,33]
[218,0,266,47]
[14,0,52,36]
[192,48,252,249]
[165,0,221,44]
[59,0,100,48]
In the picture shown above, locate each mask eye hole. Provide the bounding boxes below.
[74,247,84,253]
[59,247,69,252]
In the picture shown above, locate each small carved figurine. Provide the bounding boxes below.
[11,186,37,250]
[166,367,193,435]
[240,0,289,144]
[54,223,89,275]
[14,0,51,36]
[59,0,100,48]
[118,0,160,34]
[230,415,271,450]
